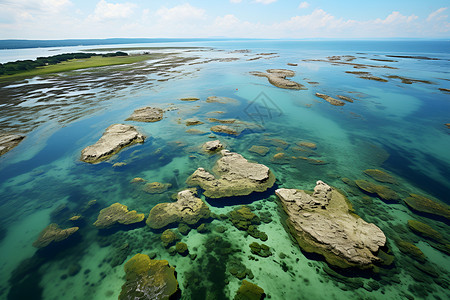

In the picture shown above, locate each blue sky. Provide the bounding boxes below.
[0,0,448,39]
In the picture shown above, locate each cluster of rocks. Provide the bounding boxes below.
[251,69,306,90]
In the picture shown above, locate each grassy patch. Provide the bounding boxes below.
[0,55,154,81]
[83,46,206,52]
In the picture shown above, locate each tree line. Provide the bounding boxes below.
[0,51,128,76]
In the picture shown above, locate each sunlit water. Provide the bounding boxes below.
[0,40,449,300]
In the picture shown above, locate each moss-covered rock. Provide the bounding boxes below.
[354,179,399,202]
[146,190,210,229]
[404,194,450,220]
[249,242,272,257]
[234,280,265,300]
[93,203,145,229]
[395,240,426,263]
[32,223,79,248]
[178,223,191,235]
[143,182,172,194]
[161,229,179,248]
[248,145,270,156]
[296,141,317,150]
[407,220,445,243]
[363,169,396,184]
[119,253,179,300]
[228,206,260,230]
[175,242,189,256]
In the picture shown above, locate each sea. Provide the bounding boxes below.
[0,39,449,300]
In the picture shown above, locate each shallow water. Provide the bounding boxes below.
[0,41,449,300]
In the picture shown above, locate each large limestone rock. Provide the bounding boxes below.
[251,69,306,90]
[119,253,179,300]
[126,106,163,122]
[187,150,276,198]
[33,223,79,248]
[146,190,211,229]
[81,124,145,163]
[276,180,387,269]
[93,203,145,229]
[0,134,25,156]
[202,140,224,152]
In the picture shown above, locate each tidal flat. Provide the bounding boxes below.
[0,41,449,300]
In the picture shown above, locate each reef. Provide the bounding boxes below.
[202,140,224,152]
[187,150,276,198]
[32,223,79,248]
[315,93,345,106]
[143,182,172,194]
[146,189,211,229]
[0,134,25,156]
[276,180,387,269]
[354,179,399,202]
[251,69,306,90]
[404,194,450,220]
[363,169,396,184]
[125,106,163,122]
[93,203,145,229]
[234,280,265,300]
[119,253,179,300]
[81,124,145,163]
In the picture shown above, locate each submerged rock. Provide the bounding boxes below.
[126,106,163,122]
[146,190,211,229]
[119,253,179,300]
[81,124,145,163]
[0,134,25,156]
[395,240,426,262]
[180,97,200,101]
[161,229,179,247]
[234,280,265,300]
[249,242,272,257]
[296,141,317,150]
[202,140,224,152]
[206,96,239,104]
[248,145,270,156]
[211,125,238,136]
[315,93,345,106]
[228,206,260,230]
[363,169,396,184]
[407,220,445,244]
[143,182,172,194]
[354,179,399,202]
[33,223,79,248]
[185,119,204,126]
[93,203,145,229]
[251,69,306,90]
[337,95,354,103]
[404,194,450,220]
[276,180,387,269]
[187,150,276,198]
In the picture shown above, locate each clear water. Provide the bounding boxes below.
[0,40,449,300]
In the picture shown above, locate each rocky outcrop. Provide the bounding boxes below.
[234,280,265,300]
[276,180,387,269]
[206,96,239,104]
[315,93,345,106]
[202,140,223,152]
[354,179,399,202]
[146,190,211,229]
[404,194,450,220]
[33,223,79,248]
[0,134,25,156]
[187,150,276,198]
[251,69,306,90]
[81,124,145,163]
[93,203,145,229]
[119,254,179,300]
[126,107,163,122]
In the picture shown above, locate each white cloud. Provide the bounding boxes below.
[156,3,206,22]
[427,7,448,22]
[374,11,418,25]
[298,2,309,9]
[91,0,136,21]
[230,0,242,3]
[214,14,241,28]
[254,0,277,4]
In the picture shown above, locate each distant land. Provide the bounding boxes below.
[0,38,247,50]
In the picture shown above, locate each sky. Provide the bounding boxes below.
[0,0,449,39]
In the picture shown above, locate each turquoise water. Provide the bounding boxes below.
[0,40,449,299]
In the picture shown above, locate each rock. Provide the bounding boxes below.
[175,242,189,256]
[202,140,224,152]
[206,96,239,104]
[251,69,306,90]
[445,123,450,129]
[143,182,172,194]
[315,93,345,106]
[363,169,396,184]
[337,95,354,103]
[180,97,200,101]
[146,190,211,229]
[93,203,145,229]
[287,63,298,66]
[354,180,399,202]
[297,141,317,149]
[395,240,426,262]
[228,206,260,230]
[186,128,207,135]
[69,215,81,221]
[178,223,191,235]
[110,243,131,267]
[119,254,179,300]
[126,107,163,122]
[130,177,146,183]
[404,194,450,220]
[248,145,270,156]
[358,75,388,82]
[211,125,238,136]
[161,229,179,247]
[196,223,208,233]
[249,242,272,257]
[67,263,81,276]
[113,162,127,167]
[407,220,445,243]
[185,119,204,126]
[0,134,25,156]
[264,138,289,149]
[276,180,387,269]
[32,223,79,248]
[207,118,236,124]
[81,124,145,163]
[186,150,276,198]
[234,280,265,300]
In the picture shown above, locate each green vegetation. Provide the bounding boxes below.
[0,51,154,81]
[83,46,206,52]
